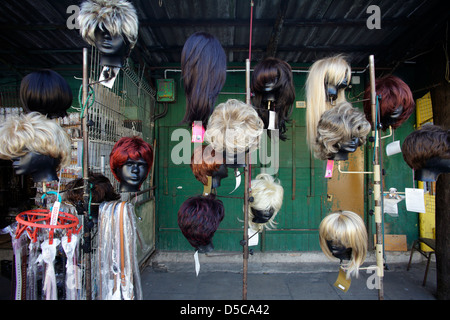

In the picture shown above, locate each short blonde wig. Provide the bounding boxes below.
[204,99,264,156]
[0,112,72,169]
[314,102,371,160]
[78,0,139,49]
[319,210,368,278]
[248,173,284,232]
[306,55,351,150]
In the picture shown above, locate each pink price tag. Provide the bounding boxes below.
[325,159,334,178]
[191,122,205,143]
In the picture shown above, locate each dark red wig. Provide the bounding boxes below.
[177,194,225,250]
[109,136,153,182]
[363,75,415,130]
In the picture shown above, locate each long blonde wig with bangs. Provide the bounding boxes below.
[319,210,368,278]
[306,55,351,151]
[0,112,72,169]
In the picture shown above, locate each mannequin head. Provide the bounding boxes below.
[306,55,351,150]
[363,75,414,131]
[177,194,225,253]
[190,144,227,189]
[248,173,284,232]
[204,99,264,165]
[0,112,71,181]
[314,102,371,160]
[319,210,368,278]
[402,124,450,181]
[251,57,295,141]
[109,136,153,192]
[78,0,138,67]
[181,32,227,127]
[20,69,73,119]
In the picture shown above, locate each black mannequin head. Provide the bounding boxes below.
[211,164,228,189]
[251,207,275,224]
[116,157,149,192]
[94,27,130,68]
[414,157,450,182]
[332,137,360,161]
[12,152,60,182]
[326,240,353,262]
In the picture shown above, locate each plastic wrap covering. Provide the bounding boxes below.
[97,201,142,300]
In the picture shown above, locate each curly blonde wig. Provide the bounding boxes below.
[0,112,72,169]
[248,173,284,232]
[306,55,351,150]
[314,102,371,160]
[78,0,139,49]
[204,99,264,157]
[319,210,368,278]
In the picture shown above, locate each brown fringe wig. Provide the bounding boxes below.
[177,194,225,251]
[190,144,223,186]
[180,32,227,127]
[401,124,450,170]
[250,57,295,141]
[363,75,415,130]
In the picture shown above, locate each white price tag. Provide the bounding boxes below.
[50,201,61,226]
[248,228,259,246]
[405,188,425,213]
[268,111,276,130]
[194,251,200,277]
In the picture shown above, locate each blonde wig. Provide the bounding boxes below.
[78,0,139,49]
[319,211,368,278]
[248,173,284,232]
[204,99,264,157]
[0,112,71,169]
[306,55,351,150]
[314,102,371,160]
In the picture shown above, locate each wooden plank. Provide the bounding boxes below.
[374,234,407,251]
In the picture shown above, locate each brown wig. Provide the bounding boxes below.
[190,144,222,186]
[181,32,227,127]
[177,194,225,251]
[401,124,450,170]
[363,75,415,130]
[251,57,295,141]
[64,172,120,205]
[20,69,73,119]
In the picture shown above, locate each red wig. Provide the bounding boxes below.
[109,136,153,182]
[363,75,415,130]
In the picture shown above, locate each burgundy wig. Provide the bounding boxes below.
[251,57,295,141]
[363,75,415,130]
[109,136,153,182]
[177,194,225,250]
[181,32,227,127]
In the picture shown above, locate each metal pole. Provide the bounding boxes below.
[369,55,384,300]
[242,58,251,300]
[82,47,92,300]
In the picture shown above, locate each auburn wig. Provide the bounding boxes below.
[314,102,371,160]
[190,144,223,186]
[78,0,139,50]
[177,194,225,250]
[181,32,227,127]
[251,57,295,141]
[20,69,73,119]
[109,136,153,182]
[363,75,415,130]
[204,99,264,157]
[0,112,71,169]
[401,124,450,170]
[64,172,120,206]
[319,210,368,278]
[248,173,284,231]
[306,55,351,150]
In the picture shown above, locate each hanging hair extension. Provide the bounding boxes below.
[401,124,450,170]
[248,173,284,232]
[363,75,415,130]
[204,99,264,157]
[20,69,73,119]
[306,55,351,150]
[0,112,71,169]
[177,194,225,252]
[78,0,139,50]
[319,210,368,279]
[190,144,223,186]
[181,32,227,127]
[314,102,371,160]
[251,57,295,141]
[109,136,153,183]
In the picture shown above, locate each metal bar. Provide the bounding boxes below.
[369,55,384,300]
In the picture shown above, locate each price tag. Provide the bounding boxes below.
[268,111,276,130]
[333,266,351,292]
[50,201,61,226]
[325,159,334,178]
[194,250,200,276]
[191,122,205,143]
